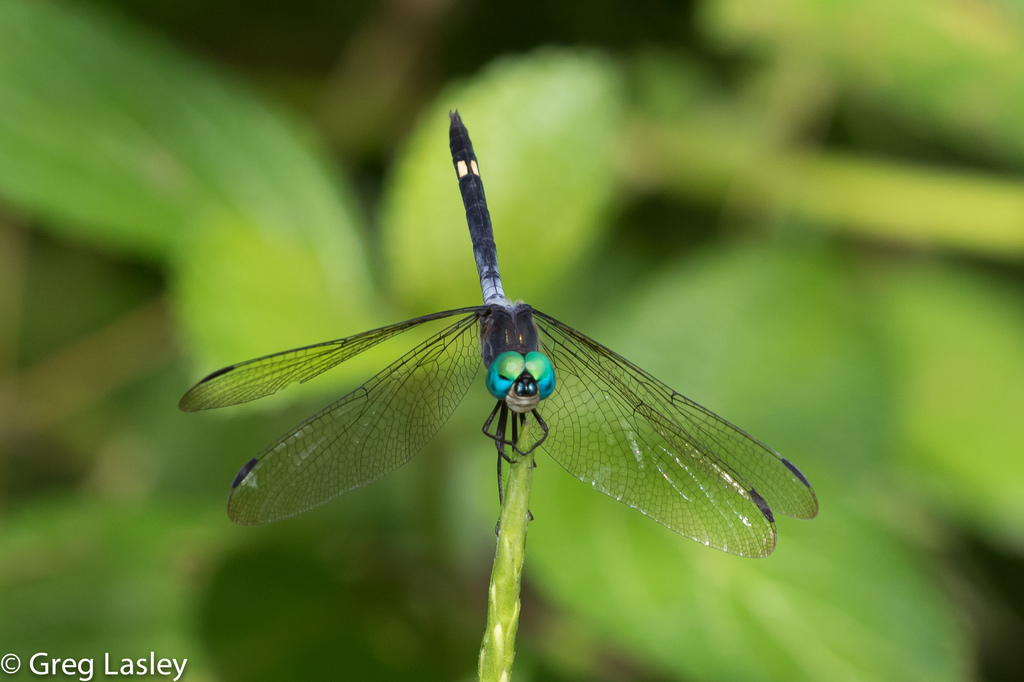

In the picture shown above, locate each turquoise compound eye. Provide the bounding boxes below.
[524,352,555,399]
[487,352,525,399]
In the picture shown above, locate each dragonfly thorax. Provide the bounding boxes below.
[479,303,541,367]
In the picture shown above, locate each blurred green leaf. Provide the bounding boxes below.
[0,500,225,678]
[173,214,371,386]
[623,8,1024,258]
[881,263,1024,549]
[526,243,964,681]
[382,49,624,312]
[0,0,373,371]
[623,108,1024,257]
[787,153,1024,256]
[706,0,1024,168]
[200,540,478,682]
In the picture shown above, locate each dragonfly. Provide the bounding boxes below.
[180,111,818,557]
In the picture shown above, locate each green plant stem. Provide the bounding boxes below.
[478,420,535,682]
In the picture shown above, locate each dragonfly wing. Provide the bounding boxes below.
[534,311,817,557]
[668,395,819,519]
[226,311,484,524]
[179,306,485,411]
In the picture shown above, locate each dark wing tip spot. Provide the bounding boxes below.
[749,488,775,524]
[781,457,812,488]
[179,364,236,411]
[200,364,235,384]
[232,457,259,488]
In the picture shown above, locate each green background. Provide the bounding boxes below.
[1,0,1022,679]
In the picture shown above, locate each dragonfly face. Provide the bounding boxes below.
[487,350,555,413]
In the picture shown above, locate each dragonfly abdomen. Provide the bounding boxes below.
[450,110,507,306]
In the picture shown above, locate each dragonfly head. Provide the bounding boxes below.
[487,351,555,413]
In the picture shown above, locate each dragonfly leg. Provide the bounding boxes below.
[493,406,507,536]
[494,402,512,507]
[531,409,549,448]
[482,400,502,437]
[496,452,504,505]
[513,409,550,455]
[483,400,519,454]
[495,403,515,464]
